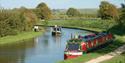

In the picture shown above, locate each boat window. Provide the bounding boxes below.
[57,28,60,31]
[86,42,89,48]
[84,36,89,39]
[53,28,56,31]
[91,41,94,47]
[67,43,79,50]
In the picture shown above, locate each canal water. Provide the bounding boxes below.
[0,27,92,63]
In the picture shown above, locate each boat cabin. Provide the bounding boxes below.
[52,25,62,35]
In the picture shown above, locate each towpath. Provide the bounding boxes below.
[85,44,125,63]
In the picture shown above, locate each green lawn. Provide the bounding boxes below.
[0,31,43,45]
[47,19,115,32]
[42,19,125,63]
[101,52,125,63]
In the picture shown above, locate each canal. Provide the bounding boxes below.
[0,27,93,63]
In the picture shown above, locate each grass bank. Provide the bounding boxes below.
[0,31,43,45]
[44,19,125,63]
[47,19,115,32]
[101,52,125,63]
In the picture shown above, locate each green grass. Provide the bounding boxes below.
[47,19,115,32]
[0,31,43,45]
[101,52,125,63]
[41,19,125,63]
[100,36,125,63]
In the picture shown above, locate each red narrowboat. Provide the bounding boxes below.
[64,33,113,60]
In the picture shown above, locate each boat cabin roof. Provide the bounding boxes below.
[68,32,109,43]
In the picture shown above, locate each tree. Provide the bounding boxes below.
[35,2,52,19]
[18,7,38,31]
[0,7,38,37]
[119,3,125,27]
[66,8,80,17]
[98,1,119,20]
[121,3,125,8]
[0,10,11,37]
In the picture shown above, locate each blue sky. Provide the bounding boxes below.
[0,0,124,9]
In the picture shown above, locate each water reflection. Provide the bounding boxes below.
[0,39,35,63]
[0,27,92,63]
[53,36,62,48]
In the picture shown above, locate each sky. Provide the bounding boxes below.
[0,0,124,9]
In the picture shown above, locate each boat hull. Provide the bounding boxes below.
[52,31,61,36]
[64,51,83,60]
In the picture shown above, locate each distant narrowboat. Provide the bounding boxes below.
[52,25,62,36]
[64,33,113,59]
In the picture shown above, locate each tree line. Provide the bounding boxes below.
[0,1,125,37]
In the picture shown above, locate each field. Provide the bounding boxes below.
[43,19,125,63]
[52,9,97,15]
[47,19,115,32]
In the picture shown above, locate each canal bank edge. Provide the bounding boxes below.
[0,31,44,45]
[36,25,103,33]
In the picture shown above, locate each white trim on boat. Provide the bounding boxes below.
[65,52,83,55]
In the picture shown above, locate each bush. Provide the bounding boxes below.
[0,8,38,37]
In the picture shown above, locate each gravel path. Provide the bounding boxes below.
[85,45,125,63]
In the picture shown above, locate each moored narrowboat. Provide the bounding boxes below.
[64,32,113,60]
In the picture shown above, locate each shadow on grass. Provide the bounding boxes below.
[108,24,125,36]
